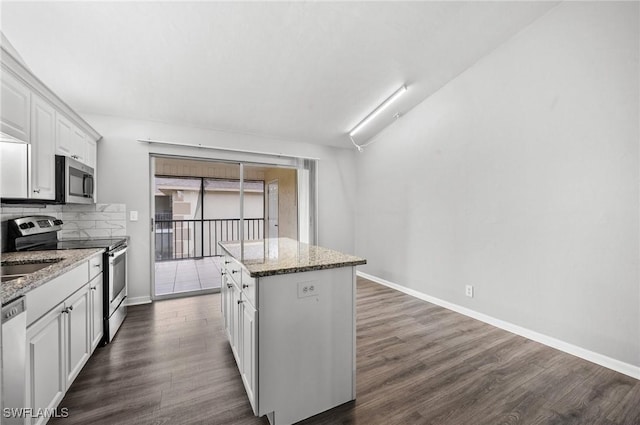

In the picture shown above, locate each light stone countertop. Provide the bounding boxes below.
[1,249,104,305]
[218,238,366,278]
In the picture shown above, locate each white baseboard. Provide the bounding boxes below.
[125,295,152,306]
[357,271,640,380]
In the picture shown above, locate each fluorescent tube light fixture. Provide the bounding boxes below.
[349,85,407,137]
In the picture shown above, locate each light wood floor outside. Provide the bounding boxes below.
[154,257,223,296]
[50,277,640,425]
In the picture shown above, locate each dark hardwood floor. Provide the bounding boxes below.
[50,277,640,425]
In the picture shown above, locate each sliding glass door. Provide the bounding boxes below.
[151,155,317,299]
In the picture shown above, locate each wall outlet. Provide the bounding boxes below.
[130,211,138,221]
[298,281,319,298]
[465,285,474,298]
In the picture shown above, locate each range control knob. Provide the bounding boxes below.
[53,219,64,225]
[19,223,29,230]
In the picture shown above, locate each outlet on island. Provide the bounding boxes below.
[298,281,319,298]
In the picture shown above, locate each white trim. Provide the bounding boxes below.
[357,271,640,380]
[138,138,320,161]
[125,296,152,306]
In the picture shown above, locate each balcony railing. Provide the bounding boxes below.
[155,218,264,261]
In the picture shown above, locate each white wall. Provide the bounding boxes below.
[355,2,639,369]
[84,114,356,304]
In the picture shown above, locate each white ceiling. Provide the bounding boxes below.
[0,1,557,148]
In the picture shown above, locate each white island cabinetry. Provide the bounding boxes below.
[220,238,366,425]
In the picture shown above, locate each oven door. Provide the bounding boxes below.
[108,245,127,316]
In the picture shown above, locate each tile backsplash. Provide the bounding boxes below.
[1,203,127,250]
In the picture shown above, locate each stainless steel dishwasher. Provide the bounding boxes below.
[2,296,26,425]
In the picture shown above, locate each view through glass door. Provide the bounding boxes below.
[152,157,301,298]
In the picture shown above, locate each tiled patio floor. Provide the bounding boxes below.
[154,256,223,296]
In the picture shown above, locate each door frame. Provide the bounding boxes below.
[266,179,279,240]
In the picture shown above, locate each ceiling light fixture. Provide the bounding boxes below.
[349,85,407,137]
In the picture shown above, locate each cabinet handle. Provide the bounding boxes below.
[71,154,79,159]
[62,308,68,314]
[33,189,40,193]
[224,260,231,264]
[242,284,249,288]
[231,270,238,274]
[221,272,226,276]
[93,264,101,268]
[68,305,74,311]
[237,300,243,305]
[226,284,233,289]
[91,287,97,291]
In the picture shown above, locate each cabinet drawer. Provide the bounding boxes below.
[26,263,87,327]
[224,256,243,286]
[88,254,103,280]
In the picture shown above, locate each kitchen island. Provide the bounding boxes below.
[218,238,366,425]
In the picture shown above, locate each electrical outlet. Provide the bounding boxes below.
[130,211,138,221]
[298,281,319,298]
[465,285,474,298]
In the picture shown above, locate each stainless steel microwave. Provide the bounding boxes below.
[55,155,95,204]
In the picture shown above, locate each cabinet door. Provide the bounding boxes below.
[230,283,241,362]
[221,274,228,326]
[30,94,56,199]
[70,126,86,163]
[65,284,91,388]
[55,113,73,157]
[240,300,257,413]
[223,276,234,337]
[89,275,104,352]
[0,71,30,142]
[25,304,66,425]
[85,138,97,169]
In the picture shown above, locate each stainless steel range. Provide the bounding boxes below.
[6,216,128,344]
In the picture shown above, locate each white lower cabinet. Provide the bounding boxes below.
[230,280,242,361]
[221,262,257,414]
[239,299,257,410]
[25,305,65,425]
[64,284,91,388]
[23,255,104,425]
[25,284,89,425]
[89,276,104,352]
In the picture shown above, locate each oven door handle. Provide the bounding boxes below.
[109,246,128,260]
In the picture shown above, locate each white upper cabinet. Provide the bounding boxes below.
[85,138,97,169]
[56,113,95,168]
[0,71,30,142]
[31,94,56,199]
[70,125,87,163]
[1,41,101,201]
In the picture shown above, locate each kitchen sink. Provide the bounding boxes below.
[1,258,63,282]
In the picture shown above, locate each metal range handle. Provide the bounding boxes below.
[109,245,128,260]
